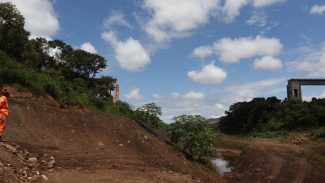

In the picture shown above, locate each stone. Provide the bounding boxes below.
[3,144,17,153]
[41,174,49,181]
[27,157,38,164]
[47,159,55,169]
[28,175,39,182]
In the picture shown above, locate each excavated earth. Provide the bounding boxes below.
[0,97,224,183]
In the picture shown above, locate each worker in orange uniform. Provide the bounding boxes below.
[0,87,9,140]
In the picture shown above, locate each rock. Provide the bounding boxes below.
[47,159,55,169]
[118,144,124,147]
[41,174,49,181]
[17,152,25,161]
[27,157,38,164]
[28,175,39,182]
[98,142,105,146]
[3,144,17,153]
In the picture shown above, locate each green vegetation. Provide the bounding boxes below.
[0,2,218,162]
[0,2,115,110]
[168,115,218,160]
[312,127,325,140]
[219,97,325,136]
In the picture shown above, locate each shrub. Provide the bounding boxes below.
[168,115,218,160]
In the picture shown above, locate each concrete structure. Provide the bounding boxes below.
[110,80,119,104]
[287,79,325,101]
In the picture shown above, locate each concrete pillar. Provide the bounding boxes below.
[112,82,119,104]
[287,81,302,101]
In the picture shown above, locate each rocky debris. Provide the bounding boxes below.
[0,141,56,182]
[290,134,311,144]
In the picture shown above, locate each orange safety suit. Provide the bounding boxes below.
[0,95,8,136]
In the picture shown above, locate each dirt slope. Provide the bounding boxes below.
[0,98,223,183]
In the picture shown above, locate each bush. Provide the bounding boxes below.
[168,115,218,160]
[312,128,325,140]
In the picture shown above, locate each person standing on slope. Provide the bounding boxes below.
[0,87,9,140]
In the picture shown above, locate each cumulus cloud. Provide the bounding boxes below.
[191,45,214,58]
[103,11,132,29]
[214,36,282,63]
[80,42,97,54]
[183,91,205,100]
[101,31,151,71]
[251,0,284,8]
[125,88,143,100]
[253,56,282,70]
[187,63,227,84]
[1,0,60,38]
[143,0,220,42]
[222,0,248,23]
[310,4,325,15]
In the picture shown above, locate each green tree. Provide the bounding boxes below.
[134,103,163,128]
[66,49,107,78]
[168,115,217,160]
[0,2,29,60]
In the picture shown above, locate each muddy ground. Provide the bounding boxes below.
[221,137,325,183]
[0,97,223,183]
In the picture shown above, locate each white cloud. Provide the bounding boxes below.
[251,0,284,8]
[222,0,248,23]
[172,92,181,99]
[125,88,143,100]
[191,45,214,58]
[253,56,282,70]
[214,36,282,63]
[225,78,285,102]
[101,31,151,71]
[103,11,132,28]
[221,0,284,23]
[1,0,60,38]
[288,45,325,77]
[152,94,162,99]
[246,11,267,27]
[183,91,205,100]
[143,0,220,42]
[310,4,325,15]
[187,63,227,84]
[80,42,97,54]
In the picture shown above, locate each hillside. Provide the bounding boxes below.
[0,93,223,183]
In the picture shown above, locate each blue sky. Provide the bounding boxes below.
[2,0,325,122]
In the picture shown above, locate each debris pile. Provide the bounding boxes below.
[0,142,55,182]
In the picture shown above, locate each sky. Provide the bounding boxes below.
[2,0,325,122]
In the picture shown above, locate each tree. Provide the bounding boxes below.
[0,2,29,60]
[168,115,217,160]
[24,38,55,71]
[134,103,163,128]
[66,49,107,78]
[90,76,116,98]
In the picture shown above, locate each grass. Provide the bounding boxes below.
[249,130,288,139]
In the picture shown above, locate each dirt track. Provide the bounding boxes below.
[224,138,325,183]
[0,98,223,183]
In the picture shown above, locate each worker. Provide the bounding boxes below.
[0,87,9,140]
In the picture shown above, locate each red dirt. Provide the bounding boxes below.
[223,138,325,183]
[0,98,224,183]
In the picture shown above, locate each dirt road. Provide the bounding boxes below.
[223,138,325,183]
[0,98,223,183]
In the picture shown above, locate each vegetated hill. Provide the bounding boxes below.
[0,94,223,183]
